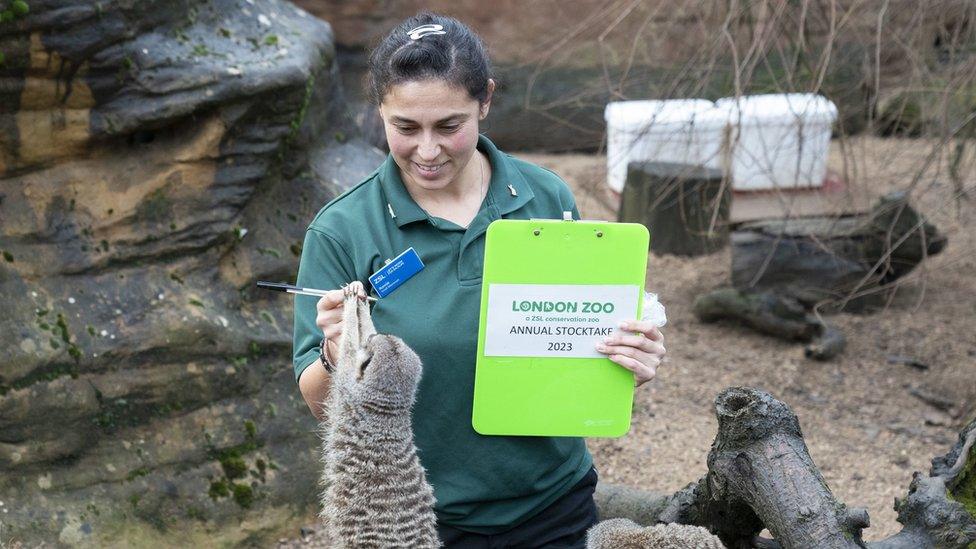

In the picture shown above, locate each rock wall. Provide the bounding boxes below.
[0,0,382,545]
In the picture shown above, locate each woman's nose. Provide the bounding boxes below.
[417,134,441,161]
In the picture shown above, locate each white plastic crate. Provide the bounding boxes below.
[716,93,837,190]
[604,99,726,192]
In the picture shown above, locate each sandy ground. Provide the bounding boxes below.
[281,137,975,545]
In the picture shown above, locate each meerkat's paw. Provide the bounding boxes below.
[342,280,366,300]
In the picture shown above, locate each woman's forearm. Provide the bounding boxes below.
[298,360,332,420]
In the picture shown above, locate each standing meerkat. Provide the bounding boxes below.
[319,281,441,548]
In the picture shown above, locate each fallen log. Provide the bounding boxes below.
[730,191,947,313]
[594,388,976,549]
[692,287,821,341]
[691,193,945,360]
[691,287,848,361]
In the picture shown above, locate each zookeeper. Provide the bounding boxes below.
[292,11,667,548]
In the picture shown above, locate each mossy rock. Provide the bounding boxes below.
[949,443,976,519]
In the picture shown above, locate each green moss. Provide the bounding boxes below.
[128,493,141,508]
[55,313,70,342]
[7,361,79,392]
[208,479,230,499]
[155,401,183,415]
[206,421,266,506]
[288,74,316,139]
[949,442,976,519]
[67,344,82,362]
[260,311,273,324]
[38,322,49,330]
[220,456,247,480]
[94,396,176,433]
[87,325,96,336]
[169,272,184,284]
[185,505,206,521]
[256,247,281,259]
[189,298,204,308]
[35,308,48,317]
[208,438,261,465]
[2,250,12,262]
[231,483,254,508]
[11,0,28,16]
[289,242,302,257]
[263,34,278,46]
[126,467,150,481]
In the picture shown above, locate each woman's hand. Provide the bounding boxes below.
[315,282,367,362]
[595,320,666,386]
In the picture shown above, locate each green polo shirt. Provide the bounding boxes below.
[293,135,591,534]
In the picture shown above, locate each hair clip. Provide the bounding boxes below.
[407,24,446,40]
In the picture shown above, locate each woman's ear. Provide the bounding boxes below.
[479,79,495,120]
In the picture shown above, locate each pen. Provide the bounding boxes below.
[256,281,378,302]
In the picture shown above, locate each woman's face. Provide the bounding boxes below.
[378,78,491,193]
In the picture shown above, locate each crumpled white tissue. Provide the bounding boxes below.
[641,292,667,328]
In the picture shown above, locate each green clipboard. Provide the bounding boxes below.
[472,218,650,437]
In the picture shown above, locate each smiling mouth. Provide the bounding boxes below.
[414,161,446,174]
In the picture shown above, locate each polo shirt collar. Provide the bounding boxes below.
[480,134,535,216]
[379,134,535,228]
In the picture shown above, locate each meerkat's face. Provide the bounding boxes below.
[355,333,423,410]
[336,283,423,410]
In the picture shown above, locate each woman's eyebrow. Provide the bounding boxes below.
[390,114,470,125]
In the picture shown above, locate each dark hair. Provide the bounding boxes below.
[366,12,493,106]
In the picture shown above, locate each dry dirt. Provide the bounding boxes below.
[282,137,975,545]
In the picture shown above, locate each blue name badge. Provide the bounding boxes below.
[368,247,425,298]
